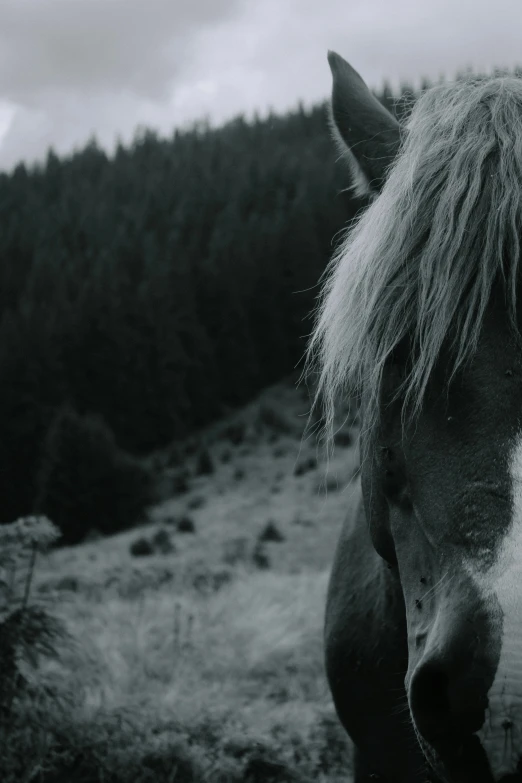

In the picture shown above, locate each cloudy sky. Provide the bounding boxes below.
[0,0,521,171]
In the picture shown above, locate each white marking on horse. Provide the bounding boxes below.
[474,435,522,779]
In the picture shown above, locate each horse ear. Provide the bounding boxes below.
[327,50,401,199]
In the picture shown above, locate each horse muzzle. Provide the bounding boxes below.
[409,649,496,782]
[404,576,511,782]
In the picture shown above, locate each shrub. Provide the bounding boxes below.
[177,516,196,534]
[191,566,232,594]
[130,537,154,557]
[196,446,214,476]
[152,528,175,554]
[293,455,317,476]
[315,473,341,494]
[35,405,154,545]
[252,542,270,569]
[258,521,285,543]
[0,516,66,745]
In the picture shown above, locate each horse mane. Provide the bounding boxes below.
[308,74,522,446]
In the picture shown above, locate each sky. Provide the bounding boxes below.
[0,0,522,171]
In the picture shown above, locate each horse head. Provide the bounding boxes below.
[317,52,522,783]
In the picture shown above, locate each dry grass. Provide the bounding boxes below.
[3,378,359,782]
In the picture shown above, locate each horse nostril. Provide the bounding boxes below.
[410,658,487,746]
[410,662,451,743]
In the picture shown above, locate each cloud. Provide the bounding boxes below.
[0,0,243,168]
[0,0,240,105]
[1,0,522,171]
[168,0,522,134]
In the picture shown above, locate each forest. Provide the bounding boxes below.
[0,69,512,532]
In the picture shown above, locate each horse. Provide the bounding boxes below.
[309,51,522,783]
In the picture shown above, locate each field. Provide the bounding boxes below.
[3,377,360,782]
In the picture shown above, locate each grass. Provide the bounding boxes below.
[1,377,360,782]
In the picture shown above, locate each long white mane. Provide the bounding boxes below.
[309,75,522,443]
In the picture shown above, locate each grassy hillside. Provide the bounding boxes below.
[2,377,360,782]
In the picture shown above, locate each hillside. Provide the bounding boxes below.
[3,377,360,782]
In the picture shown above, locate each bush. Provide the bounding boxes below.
[0,515,66,751]
[152,528,175,554]
[129,537,154,557]
[196,446,214,476]
[191,566,233,594]
[314,473,341,494]
[177,516,196,534]
[130,530,175,557]
[35,405,154,545]
[252,542,270,570]
[293,455,317,476]
[258,521,285,543]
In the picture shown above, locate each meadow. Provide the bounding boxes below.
[2,377,360,782]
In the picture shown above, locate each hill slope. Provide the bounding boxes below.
[5,377,360,782]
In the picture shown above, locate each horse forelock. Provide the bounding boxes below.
[309,74,522,449]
